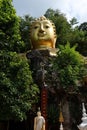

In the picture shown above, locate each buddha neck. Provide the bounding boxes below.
[32,40,55,50]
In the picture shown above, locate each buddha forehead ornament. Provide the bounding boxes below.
[29,16,57,49]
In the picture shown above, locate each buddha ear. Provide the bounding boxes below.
[53,36,57,48]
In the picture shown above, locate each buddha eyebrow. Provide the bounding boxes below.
[43,21,51,25]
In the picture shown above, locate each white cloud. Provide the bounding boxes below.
[52,0,87,23]
[70,0,87,23]
[13,0,87,24]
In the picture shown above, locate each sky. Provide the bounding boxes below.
[13,0,87,24]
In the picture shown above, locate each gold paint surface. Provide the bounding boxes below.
[30,16,57,49]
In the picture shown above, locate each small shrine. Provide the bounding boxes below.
[78,103,87,130]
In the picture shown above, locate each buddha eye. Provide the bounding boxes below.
[45,25,50,29]
[34,26,39,29]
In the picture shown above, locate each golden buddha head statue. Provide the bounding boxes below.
[29,16,57,50]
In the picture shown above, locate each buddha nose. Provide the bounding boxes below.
[39,25,45,33]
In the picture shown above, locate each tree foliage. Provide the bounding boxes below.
[70,17,78,26]
[0,0,24,52]
[79,22,87,31]
[0,0,39,121]
[55,43,84,89]
[19,15,34,51]
[46,43,85,93]
[0,51,39,121]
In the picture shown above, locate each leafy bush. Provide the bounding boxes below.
[0,51,39,121]
[53,43,85,92]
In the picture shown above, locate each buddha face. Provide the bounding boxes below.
[31,20,55,41]
[30,16,57,49]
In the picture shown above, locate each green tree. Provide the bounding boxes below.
[70,17,78,26]
[54,43,85,91]
[19,15,34,51]
[0,0,39,123]
[76,22,87,56]
[78,22,87,31]
[44,8,72,46]
[0,51,39,121]
[0,0,24,52]
[46,43,85,93]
